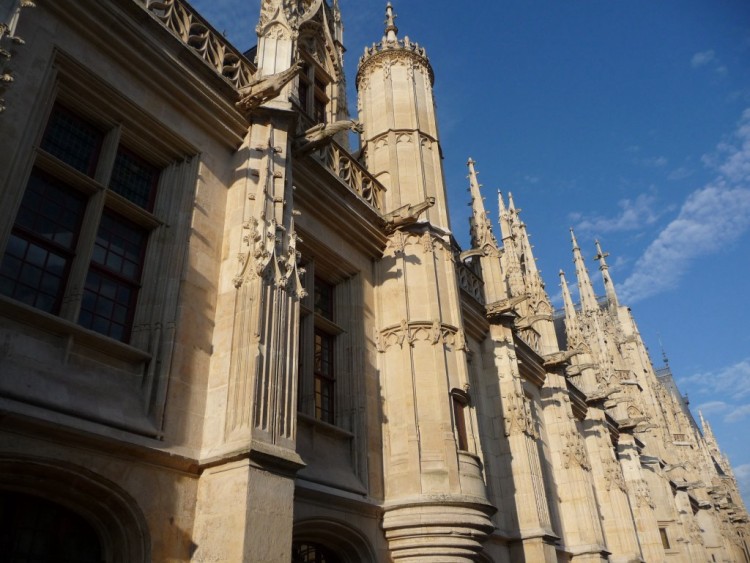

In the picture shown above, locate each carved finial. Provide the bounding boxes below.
[385,2,398,43]
[594,239,619,309]
[570,227,580,249]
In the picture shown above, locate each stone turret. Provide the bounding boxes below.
[362,5,494,560]
[356,2,448,228]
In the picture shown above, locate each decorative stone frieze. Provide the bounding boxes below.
[376,320,466,352]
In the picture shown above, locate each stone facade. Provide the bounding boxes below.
[0,1,748,561]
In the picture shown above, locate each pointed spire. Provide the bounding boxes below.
[507,191,517,212]
[384,2,398,43]
[497,191,513,241]
[560,269,584,350]
[332,0,344,44]
[570,228,599,313]
[467,158,498,251]
[498,192,524,297]
[699,410,719,446]
[594,240,619,309]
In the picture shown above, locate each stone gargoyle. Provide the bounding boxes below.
[383,197,435,232]
[236,60,303,113]
[294,119,364,155]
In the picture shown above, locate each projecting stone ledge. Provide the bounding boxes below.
[382,497,496,561]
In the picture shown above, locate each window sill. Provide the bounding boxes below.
[297,411,354,440]
[0,294,151,363]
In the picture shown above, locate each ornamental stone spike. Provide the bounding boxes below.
[467,158,498,251]
[384,2,398,43]
[594,239,619,309]
[570,228,598,313]
[497,190,513,242]
[560,269,581,341]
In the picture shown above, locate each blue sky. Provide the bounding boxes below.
[188,0,750,505]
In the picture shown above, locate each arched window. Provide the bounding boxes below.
[0,491,103,562]
[292,541,342,563]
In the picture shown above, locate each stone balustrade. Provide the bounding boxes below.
[312,140,385,212]
[139,0,255,90]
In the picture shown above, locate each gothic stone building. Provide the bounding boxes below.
[1,1,748,561]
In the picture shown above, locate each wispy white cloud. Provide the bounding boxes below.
[734,463,750,503]
[667,166,694,181]
[696,400,729,415]
[619,109,750,303]
[641,156,668,168]
[726,404,750,423]
[573,193,661,234]
[691,50,716,68]
[679,359,750,402]
[691,49,728,76]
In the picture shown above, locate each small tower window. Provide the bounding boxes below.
[451,388,471,451]
[659,527,670,549]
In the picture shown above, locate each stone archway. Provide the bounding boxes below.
[293,518,376,563]
[0,455,150,562]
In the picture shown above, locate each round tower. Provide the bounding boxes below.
[356,2,449,229]
[358,5,495,561]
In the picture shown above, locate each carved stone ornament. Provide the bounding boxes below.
[383,197,435,232]
[562,430,591,470]
[236,61,303,113]
[294,119,363,155]
[603,456,627,492]
[257,0,321,34]
[383,228,448,258]
[503,390,537,438]
[376,320,466,352]
[233,137,305,299]
[633,479,655,509]
[0,0,35,113]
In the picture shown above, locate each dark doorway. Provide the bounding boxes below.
[0,491,103,563]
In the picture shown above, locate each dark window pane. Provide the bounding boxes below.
[109,148,159,210]
[314,278,334,320]
[0,235,72,314]
[90,211,147,282]
[40,106,103,176]
[14,172,86,251]
[79,268,138,342]
[313,330,334,376]
[292,542,342,563]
